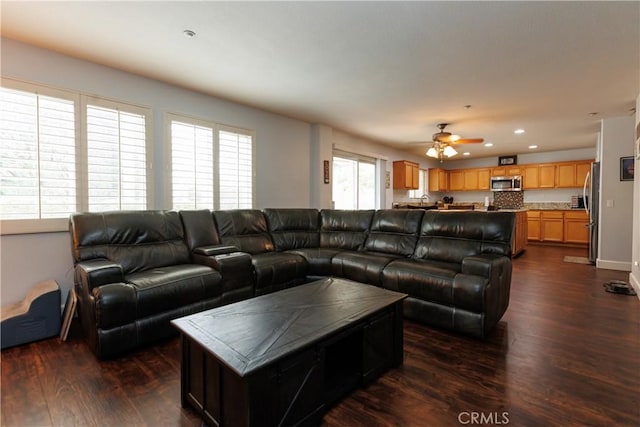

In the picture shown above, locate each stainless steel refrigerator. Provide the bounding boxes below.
[584,162,600,264]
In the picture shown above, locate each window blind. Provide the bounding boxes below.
[0,87,76,219]
[219,129,253,209]
[86,105,147,211]
[170,120,214,210]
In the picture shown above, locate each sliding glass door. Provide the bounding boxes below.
[332,153,376,210]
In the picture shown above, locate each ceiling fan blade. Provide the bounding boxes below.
[437,135,456,143]
[451,138,484,144]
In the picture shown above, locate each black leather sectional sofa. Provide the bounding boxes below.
[69,208,515,359]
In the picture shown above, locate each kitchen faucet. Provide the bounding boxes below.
[420,194,432,205]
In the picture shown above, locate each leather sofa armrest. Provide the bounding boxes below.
[75,259,124,292]
[461,254,508,278]
[193,245,240,257]
[92,282,137,329]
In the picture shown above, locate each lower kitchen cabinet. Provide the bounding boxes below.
[564,211,589,244]
[527,210,589,245]
[512,211,528,256]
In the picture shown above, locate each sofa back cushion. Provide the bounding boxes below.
[413,211,515,263]
[69,210,190,274]
[263,208,320,251]
[363,209,424,256]
[319,209,374,250]
[179,209,221,251]
[213,210,274,254]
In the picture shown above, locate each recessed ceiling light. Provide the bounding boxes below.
[528,145,538,149]
[463,105,472,109]
[484,143,493,147]
[463,152,470,156]
[514,129,525,134]
[589,112,599,116]
[183,29,196,38]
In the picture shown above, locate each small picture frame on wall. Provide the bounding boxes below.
[620,156,634,181]
[498,155,517,166]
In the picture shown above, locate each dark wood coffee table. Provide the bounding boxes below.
[171,277,407,427]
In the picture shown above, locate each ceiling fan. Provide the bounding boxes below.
[427,123,484,162]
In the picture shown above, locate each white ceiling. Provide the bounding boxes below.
[2,1,639,159]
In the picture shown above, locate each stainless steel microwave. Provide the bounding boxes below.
[490,176,522,191]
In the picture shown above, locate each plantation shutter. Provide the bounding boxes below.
[170,120,214,210]
[0,87,76,219]
[86,104,147,211]
[218,129,253,209]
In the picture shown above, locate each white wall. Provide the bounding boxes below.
[630,94,640,294]
[598,116,635,271]
[0,38,421,305]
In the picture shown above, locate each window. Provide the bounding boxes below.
[408,169,428,199]
[85,99,150,211]
[0,84,78,227]
[169,119,214,210]
[167,114,254,210]
[219,128,253,209]
[0,79,152,234]
[332,152,377,210]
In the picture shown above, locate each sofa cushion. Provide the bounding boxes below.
[331,251,401,286]
[179,209,222,251]
[70,210,190,274]
[287,248,342,277]
[413,211,515,263]
[381,259,460,307]
[213,210,274,254]
[319,209,374,249]
[251,252,308,295]
[363,209,424,256]
[263,208,320,251]
[126,264,222,318]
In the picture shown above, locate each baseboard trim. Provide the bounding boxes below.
[629,272,640,302]
[596,259,632,271]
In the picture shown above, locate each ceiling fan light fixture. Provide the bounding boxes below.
[443,145,458,157]
[426,147,438,158]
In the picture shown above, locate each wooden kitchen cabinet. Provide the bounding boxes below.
[555,161,592,188]
[538,164,556,188]
[448,170,465,191]
[492,166,522,177]
[463,169,478,190]
[528,210,589,245]
[564,211,589,244]
[512,211,528,256]
[540,211,564,242]
[428,168,448,192]
[523,165,540,189]
[575,161,591,188]
[393,160,419,189]
[523,164,555,189]
[477,168,491,190]
[527,210,541,241]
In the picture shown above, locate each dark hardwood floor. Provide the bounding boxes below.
[2,245,639,427]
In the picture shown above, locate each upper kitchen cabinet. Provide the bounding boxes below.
[492,166,522,176]
[428,168,448,192]
[477,168,491,190]
[523,164,555,189]
[446,168,491,191]
[393,160,420,189]
[448,169,465,191]
[555,161,592,188]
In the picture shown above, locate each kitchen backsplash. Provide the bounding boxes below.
[493,191,524,209]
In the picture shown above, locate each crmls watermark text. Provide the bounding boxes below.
[458,411,510,425]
